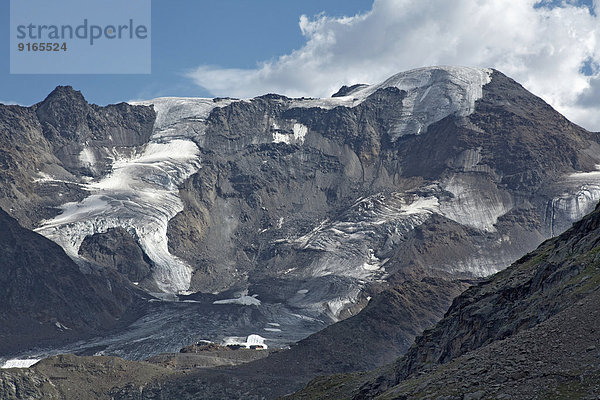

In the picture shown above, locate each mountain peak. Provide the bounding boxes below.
[41,85,87,105]
[44,85,85,101]
[331,83,369,97]
[35,86,91,137]
[347,66,493,139]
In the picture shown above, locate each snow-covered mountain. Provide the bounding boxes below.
[1,66,600,359]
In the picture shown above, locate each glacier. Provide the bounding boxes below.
[292,66,492,139]
[35,98,232,293]
[546,167,600,236]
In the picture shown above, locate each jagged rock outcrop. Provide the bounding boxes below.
[331,83,369,97]
[35,86,155,177]
[78,227,155,288]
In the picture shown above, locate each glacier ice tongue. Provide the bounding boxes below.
[36,140,200,293]
[547,169,600,236]
[35,98,232,293]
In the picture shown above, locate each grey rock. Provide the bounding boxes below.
[463,391,486,400]
[79,227,154,287]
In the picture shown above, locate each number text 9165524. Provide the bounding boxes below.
[17,42,67,52]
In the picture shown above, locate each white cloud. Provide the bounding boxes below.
[187,0,600,131]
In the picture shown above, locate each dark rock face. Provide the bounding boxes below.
[0,208,143,354]
[393,202,600,384]
[331,83,369,97]
[79,228,154,286]
[380,288,600,399]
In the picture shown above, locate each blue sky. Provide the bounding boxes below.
[1,0,599,132]
[1,0,371,105]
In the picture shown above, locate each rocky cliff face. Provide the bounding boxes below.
[392,201,600,387]
[78,228,155,289]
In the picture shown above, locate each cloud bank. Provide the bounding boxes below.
[188,0,600,131]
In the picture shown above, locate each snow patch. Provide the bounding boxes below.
[1,359,40,369]
[272,131,292,144]
[54,321,70,330]
[213,295,261,306]
[361,249,384,271]
[78,147,96,169]
[223,334,268,349]
[272,122,308,144]
[292,123,308,142]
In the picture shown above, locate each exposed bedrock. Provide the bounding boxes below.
[78,227,155,289]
